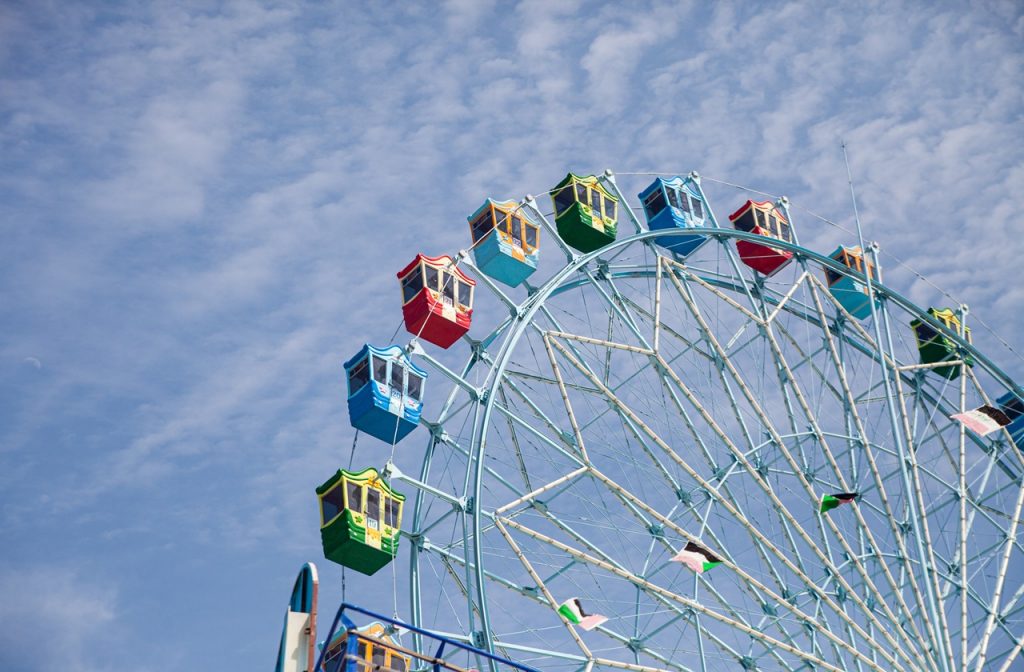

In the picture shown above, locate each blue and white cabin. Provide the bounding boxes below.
[824,245,880,320]
[996,392,1024,448]
[638,176,710,257]
[344,344,426,444]
[468,199,540,287]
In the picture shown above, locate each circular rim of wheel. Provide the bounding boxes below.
[400,199,1023,672]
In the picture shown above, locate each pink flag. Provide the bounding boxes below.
[578,614,608,631]
[952,405,1011,437]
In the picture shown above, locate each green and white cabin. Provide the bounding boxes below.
[316,467,405,576]
[550,173,618,253]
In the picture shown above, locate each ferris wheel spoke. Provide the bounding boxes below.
[490,512,708,670]
[869,275,962,672]
[431,428,535,505]
[971,478,1024,671]
[496,387,534,492]
[655,356,921,667]
[546,336,913,671]
[569,267,652,350]
[491,517,595,662]
[540,342,835,667]
[593,475,799,648]
[496,383,588,468]
[422,541,597,670]
[499,514,872,672]
[663,259,762,324]
[663,266,932,668]
[804,277,948,667]
[590,466,881,670]
[597,271,655,344]
[495,467,590,516]
[504,517,774,672]
[495,512,722,672]
[868,301,962,672]
[618,294,717,366]
[760,310,941,663]
[771,323,846,412]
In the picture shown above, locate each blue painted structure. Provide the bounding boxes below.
[823,245,879,320]
[344,344,427,444]
[468,199,539,287]
[316,602,542,672]
[997,391,1024,448]
[637,176,709,257]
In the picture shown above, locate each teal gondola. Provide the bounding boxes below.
[637,176,709,257]
[468,199,540,287]
[344,344,426,444]
[823,245,879,319]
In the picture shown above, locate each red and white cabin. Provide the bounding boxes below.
[728,200,794,277]
[397,254,476,349]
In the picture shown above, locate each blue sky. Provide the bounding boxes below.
[1,1,1022,670]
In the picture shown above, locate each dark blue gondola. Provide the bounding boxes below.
[637,175,710,257]
[996,392,1024,448]
[343,344,426,444]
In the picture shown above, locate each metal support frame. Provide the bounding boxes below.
[400,223,1022,672]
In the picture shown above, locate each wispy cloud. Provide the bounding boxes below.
[0,566,117,672]
[0,1,1021,670]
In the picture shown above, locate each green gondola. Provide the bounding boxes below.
[910,307,973,379]
[316,467,405,576]
[550,173,618,253]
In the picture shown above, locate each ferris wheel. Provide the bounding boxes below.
[317,169,1024,672]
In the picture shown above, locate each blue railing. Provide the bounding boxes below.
[314,603,541,672]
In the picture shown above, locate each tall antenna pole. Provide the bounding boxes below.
[842,140,869,255]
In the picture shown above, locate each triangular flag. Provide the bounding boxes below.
[671,541,722,573]
[557,597,607,631]
[820,492,858,513]
[952,405,1012,437]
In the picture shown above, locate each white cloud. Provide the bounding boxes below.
[0,567,117,672]
[1,1,1022,670]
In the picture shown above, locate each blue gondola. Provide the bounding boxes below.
[343,344,426,444]
[637,175,710,257]
[824,245,880,320]
[996,392,1024,448]
[467,199,540,287]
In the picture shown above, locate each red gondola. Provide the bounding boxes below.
[728,200,794,276]
[397,254,475,349]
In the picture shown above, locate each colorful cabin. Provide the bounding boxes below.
[550,173,618,253]
[467,199,540,287]
[317,467,405,576]
[728,200,794,276]
[322,622,411,672]
[910,308,974,379]
[397,254,475,349]
[823,245,880,319]
[637,176,710,257]
[344,344,426,444]
[996,392,1024,448]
